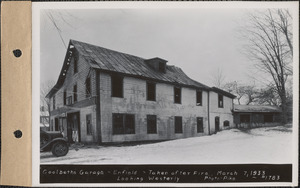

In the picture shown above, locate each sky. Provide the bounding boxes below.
[40,8,255,87]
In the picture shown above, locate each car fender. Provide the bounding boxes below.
[40,138,68,151]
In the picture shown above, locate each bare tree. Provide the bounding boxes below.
[211,68,226,88]
[40,80,55,125]
[241,9,293,123]
[224,81,258,105]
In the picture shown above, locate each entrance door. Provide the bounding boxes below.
[215,116,220,132]
[67,112,81,143]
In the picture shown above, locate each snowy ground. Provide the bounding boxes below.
[40,125,293,164]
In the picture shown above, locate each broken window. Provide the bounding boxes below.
[73,84,77,102]
[52,95,56,110]
[111,75,123,98]
[147,82,156,101]
[264,114,273,123]
[196,91,202,106]
[174,87,181,104]
[113,114,135,134]
[63,91,67,105]
[86,114,92,135]
[223,120,230,127]
[197,117,204,133]
[74,57,78,74]
[218,94,223,108]
[147,115,157,134]
[86,77,91,98]
[175,116,183,133]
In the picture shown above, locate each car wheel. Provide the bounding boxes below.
[52,141,69,157]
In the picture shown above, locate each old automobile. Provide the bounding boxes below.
[40,130,69,157]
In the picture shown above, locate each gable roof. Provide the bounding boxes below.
[211,87,236,99]
[47,39,211,98]
[233,104,282,113]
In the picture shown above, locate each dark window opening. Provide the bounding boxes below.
[147,82,156,101]
[111,75,123,98]
[86,77,91,98]
[73,84,77,102]
[63,91,67,105]
[113,114,135,134]
[159,62,166,73]
[218,94,223,108]
[264,114,273,123]
[197,117,204,133]
[223,120,230,127]
[55,118,59,131]
[67,96,72,105]
[175,116,183,133]
[74,57,78,74]
[86,114,92,135]
[240,114,250,123]
[51,120,54,131]
[147,115,157,134]
[53,95,56,110]
[196,91,202,106]
[174,87,181,104]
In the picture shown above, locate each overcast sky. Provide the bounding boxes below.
[40,8,253,86]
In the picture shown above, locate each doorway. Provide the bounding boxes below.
[215,116,220,132]
[67,112,81,143]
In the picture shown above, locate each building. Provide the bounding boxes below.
[46,39,236,144]
[233,104,282,128]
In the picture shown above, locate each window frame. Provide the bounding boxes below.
[111,75,124,98]
[146,82,156,101]
[218,94,224,108]
[174,86,182,104]
[147,115,157,134]
[196,90,202,106]
[112,113,135,135]
[174,116,183,133]
[86,77,91,98]
[73,84,77,103]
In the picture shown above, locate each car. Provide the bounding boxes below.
[40,130,69,157]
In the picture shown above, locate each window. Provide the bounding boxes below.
[240,114,250,123]
[67,96,72,105]
[113,114,135,134]
[86,114,92,135]
[55,118,59,131]
[147,115,157,134]
[147,82,156,101]
[196,91,202,106]
[73,84,77,102]
[197,117,204,133]
[86,77,91,98]
[51,120,54,131]
[174,87,181,104]
[159,62,166,73]
[63,91,67,105]
[223,120,230,127]
[175,116,183,133]
[264,114,273,123]
[53,95,56,110]
[111,75,123,98]
[218,94,223,108]
[74,57,78,74]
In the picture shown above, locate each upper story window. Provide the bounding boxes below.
[63,91,67,105]
[86,77,91,98]
[52,95,56,110]
[147,82,156,101]
[111,75,123,98]
[73,84,77,103]
[174,87,181,104]
[218,94,223,108]
[74,57,78,74]
[196,91,202,106]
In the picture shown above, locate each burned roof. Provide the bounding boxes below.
[233,104,282,113]
[211,87,236,99]
[47,39,211,98]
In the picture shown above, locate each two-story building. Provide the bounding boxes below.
[46,40,236,144]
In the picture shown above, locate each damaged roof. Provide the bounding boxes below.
[47,39,211,98]
[233,104,282,113]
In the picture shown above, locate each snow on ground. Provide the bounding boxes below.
[40,125,293,164]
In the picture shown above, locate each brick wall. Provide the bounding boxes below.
[99,72,210,143]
